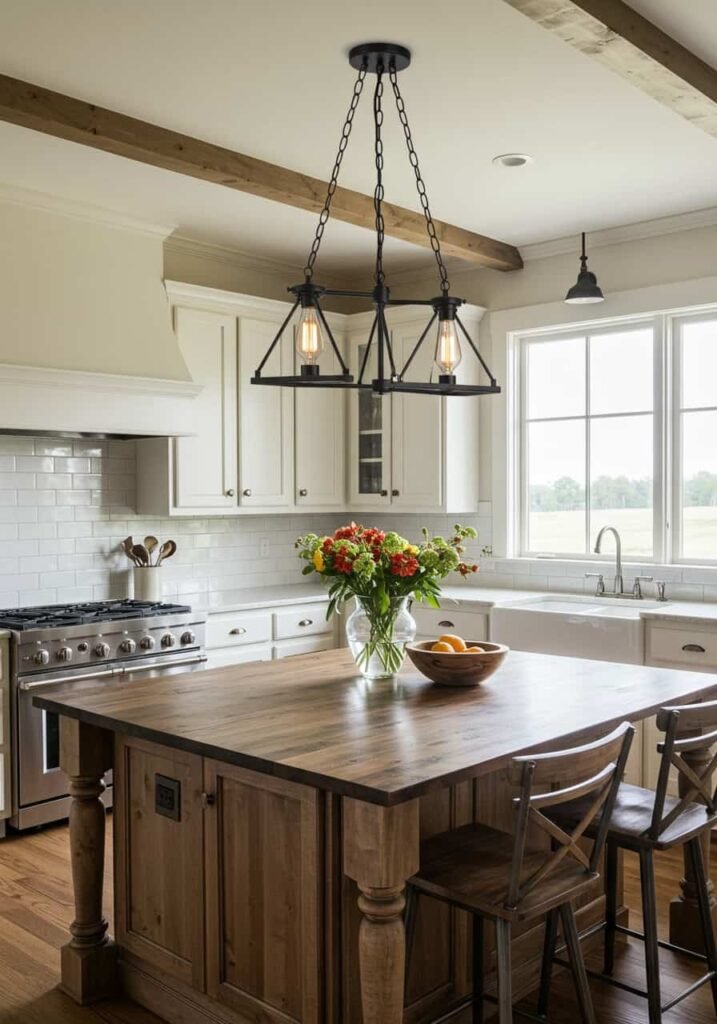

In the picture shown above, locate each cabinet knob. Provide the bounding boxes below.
[392,489,400,497]
[201,792,216,808]
[438,620,455,628]
[243,488,252,497]
[298,619,313,627]
[299,488,308,497]
[229,626,247,635]
[380,489,388,497]
[225,488,235,497]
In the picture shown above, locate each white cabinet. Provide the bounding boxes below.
[412,605,489,643]
[205,599,336,668]
[173,308,238,510]
[238,317,293,508]
[347,305,483,512]
[294,332,345,508]
[137,284,345,516]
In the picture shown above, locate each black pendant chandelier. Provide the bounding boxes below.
[251,43,500,398]
[564,232,605,305]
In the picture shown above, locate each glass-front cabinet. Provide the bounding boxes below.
[347,306,483,513]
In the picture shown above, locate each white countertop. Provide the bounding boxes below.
[205,583,717,627]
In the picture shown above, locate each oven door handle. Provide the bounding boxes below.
[18,667,118,691]
[122,654,208,675]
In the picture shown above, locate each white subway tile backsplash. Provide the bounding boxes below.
[16,456,54,472]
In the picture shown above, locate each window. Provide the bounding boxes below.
[517,307,717,565]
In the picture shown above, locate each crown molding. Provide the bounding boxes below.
[0,182,175,238]
[520,207,717,262]
[165,233,352,290]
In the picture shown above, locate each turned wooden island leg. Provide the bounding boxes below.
[670,744,717,954]
[59,717,117,1004]
[343,797,420,1024]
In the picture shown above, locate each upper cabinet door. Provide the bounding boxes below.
[347,330,392,507]
[391,323,443,510]
[173,307,238,510]
[295,325,346,508]
[238,317,293,508]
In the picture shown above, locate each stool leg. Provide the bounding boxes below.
[559,902,596,1024]
[639,848,662,1024]
[537,909,558,1017]
[495,918,513,1024]
[472,915,484,1024]
[403,886,418,993]
[604,840,619,976]
[688,837,717,1015]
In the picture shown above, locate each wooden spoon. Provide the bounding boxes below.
[144,535,159,564]
[156,539,177,566]
[121,536,141,566]
[131,543,150,567]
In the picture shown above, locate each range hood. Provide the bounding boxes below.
[0,190,201,437]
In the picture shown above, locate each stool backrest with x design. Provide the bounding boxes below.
[650,699,717,840]
[504,722,634,911]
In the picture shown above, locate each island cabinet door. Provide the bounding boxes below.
[114,736,205,991]
[204,759,323,1024]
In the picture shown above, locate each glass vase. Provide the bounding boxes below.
[346,596,417,680]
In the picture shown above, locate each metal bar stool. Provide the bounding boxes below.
[404,722,634,1024]
[541,699,717,1023]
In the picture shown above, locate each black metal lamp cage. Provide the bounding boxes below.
[251,43,500,398]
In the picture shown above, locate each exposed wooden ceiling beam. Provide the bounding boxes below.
[0,73,522,273]
[504,0,717,137]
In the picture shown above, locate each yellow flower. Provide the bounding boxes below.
[405,544,419,555]
[312,549,325,572]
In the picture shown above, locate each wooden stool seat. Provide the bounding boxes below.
[550,781,717,850]
[411,821,600,921]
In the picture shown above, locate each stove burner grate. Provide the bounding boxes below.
[0,598,192,630]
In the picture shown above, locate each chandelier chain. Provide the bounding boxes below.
[389,66,450,294]
[303,66,367,280]
[373,64,385,286]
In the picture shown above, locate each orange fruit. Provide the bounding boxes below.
[431,641,455,653]
[464,646,484,653]
[438,634,467,653]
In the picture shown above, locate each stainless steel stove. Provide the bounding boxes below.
[6,599,206,831]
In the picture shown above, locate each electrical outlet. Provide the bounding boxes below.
[259,538,270,558]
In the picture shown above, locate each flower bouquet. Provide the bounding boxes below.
[296,523,478,679]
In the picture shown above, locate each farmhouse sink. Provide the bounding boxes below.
[491,595,669,665]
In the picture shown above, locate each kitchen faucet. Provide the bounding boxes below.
[593,525,624,595]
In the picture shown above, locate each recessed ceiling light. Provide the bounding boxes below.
[492,153,533,168]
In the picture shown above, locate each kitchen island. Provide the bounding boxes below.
[36,649,717,1024]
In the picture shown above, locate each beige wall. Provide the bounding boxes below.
[0,200,189,380]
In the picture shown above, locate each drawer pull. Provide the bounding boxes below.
[682,643,706,653]
[437,620,455,628]
[298,619,313,627]
[229,627,247,636]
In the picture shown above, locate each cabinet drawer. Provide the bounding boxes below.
[207,610,272,649]
[412,606,488,643]
[274,635,336,659]
[647,625,717,670]
[273,602,331,640]
[207,643,273,669]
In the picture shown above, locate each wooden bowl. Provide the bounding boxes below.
[406,640,509,686]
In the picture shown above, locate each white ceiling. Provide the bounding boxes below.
[0,0,716,275]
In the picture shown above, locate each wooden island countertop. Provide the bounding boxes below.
[36,648,717,1024]
[37,647,717,805]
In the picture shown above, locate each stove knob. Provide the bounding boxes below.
[94,642,111,659]
[33,649,50,666]
[161,633,177,648]
[119,638,137,654]
[180,630,196,645]
[139,635,155,650]
[57,646,73,662]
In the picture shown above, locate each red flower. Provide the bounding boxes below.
[457,562,479,577]
[322,537,335,553]
[362,527,385,546]
[334,522,361,541]
[333,545,355,574]
[389,552,419,577]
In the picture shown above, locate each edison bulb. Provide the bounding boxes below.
[296,306,324,365]
[434,318,462,375]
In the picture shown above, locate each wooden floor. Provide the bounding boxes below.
[0,820,715,1023]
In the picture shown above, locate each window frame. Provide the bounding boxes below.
[517,314,667,563]
[670,311,717,566]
